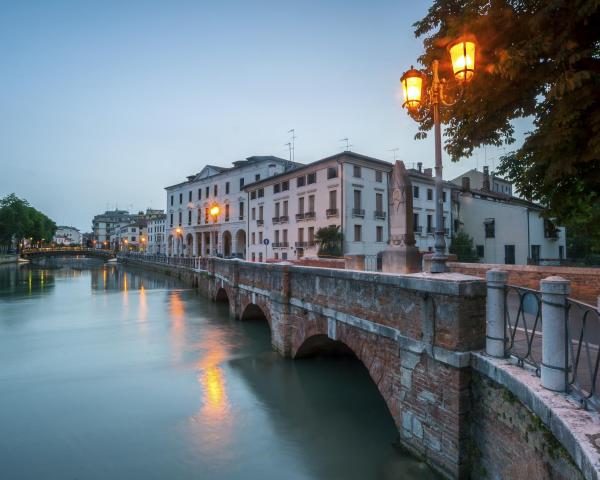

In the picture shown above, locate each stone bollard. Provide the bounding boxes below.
[541,276,571,392]
[486,269,508,357]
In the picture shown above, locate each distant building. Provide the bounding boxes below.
[92,210,134,248]
[451,166,513,196]
[165,156,299,258]
[455,172,566,265]
[147,213,166,254]
[53,226,82,246]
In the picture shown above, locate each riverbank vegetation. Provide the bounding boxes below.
[0,193,57,249]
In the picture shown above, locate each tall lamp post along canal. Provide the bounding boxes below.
[210,205,220,256]
[400,36,476,273]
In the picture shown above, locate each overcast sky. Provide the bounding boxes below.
[0,0,524,232]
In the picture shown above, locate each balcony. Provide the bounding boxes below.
[374,210,386,220]
[272,216,280,224]
[427,226,435,234]
[295,241,315,248]
[295,213,305,221]
[326,208,338,217]
[352,208,365,218]
[304,211,316,220]
[272,242,289,248]
[279,215,289,224]
[238,215,244,221]
[256,219,264,227]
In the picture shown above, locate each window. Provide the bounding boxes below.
[179,193,183,204]
[282,180,289,191]
[274,252,279,259]
[239,201,244,220]
[170,195,174,206]
[282,252,288,260]
[225,182,230,194]
[298,228,304,242]
[198,189,202,200]
[413,186,419,198]
[178,211,182,225]
[283,229,288,243]
[375,193,383,212]
[308,227,314,243]
[206,186,209,198]
[354,225,362,242]
[188,211,192,225]
[188,191,192,202]
[255,174,260,181]
[258,188,264,198]
[275,202,280,217]
[413,213,419,229]
[250,191,256,200]
[225,204,230,221]
[240,177,245,189]
[275,230,280,243]
[259,206,263,221]
[298,197,305,214]
[251,207,256,220]
[213,185,218,196]
[308,195,315,213]
[329,190,337,209]
[251,233,256,244]
[252,252,256,261]
[476,245,484,257]
[170,213,173,227]
[443,191,447,202]
[427,189,433,201]
[259,232,263,243]
[375,170,383,183]
[353,190,361,209]
[259,252,263,262]
[376,226,383,242]
[327,167,338,179]
[297,176,305,187]
[531,245,541,262]
[307,172,316,184]
[132,236,136,242]
[559,245,564,260]
[427,214,433,232]
[274,183,280,194]
[353,165,361,178]
[505,245,516,265]
[197,209,202,224]
[283,200,288,216]
[484,219,495,238]
[205,208,209,223]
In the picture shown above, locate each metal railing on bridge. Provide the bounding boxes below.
[21,247,113,255]
[487,270,600,411]
[119,252,207,270]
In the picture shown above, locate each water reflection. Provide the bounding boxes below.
[0,264,56,299]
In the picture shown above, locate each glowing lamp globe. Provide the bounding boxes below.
[400,67,425,110]
[448,37,476,81]
[210,206,220,217]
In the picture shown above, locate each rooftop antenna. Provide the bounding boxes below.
[288,129,296,162]
[388,147,400,162]
[284,142,292,163]
[339,137,352,151]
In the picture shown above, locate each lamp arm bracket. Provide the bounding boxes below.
[439,81,465,108]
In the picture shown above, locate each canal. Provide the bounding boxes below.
[0,258,438,480]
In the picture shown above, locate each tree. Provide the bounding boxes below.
[314,225,343,257]
[449,231,479,262]
[0,194,57,248]
[413,0,600,245]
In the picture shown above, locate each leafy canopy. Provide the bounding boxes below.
[449,230,480,262]
[314,225,343,258]
[0,194,57,246]
[413,0,600,244]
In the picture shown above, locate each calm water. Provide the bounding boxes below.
[0,258,437,480]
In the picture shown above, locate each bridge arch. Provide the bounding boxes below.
[222,230,232,258]
[215,287,229,303]
[185,234,194,257]
[235,229,246,259]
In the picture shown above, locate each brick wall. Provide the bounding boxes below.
[470,373,583,480]
[448,262,600,305]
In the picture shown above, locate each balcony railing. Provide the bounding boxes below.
[295,241,315,248]
[304,211,316,220]
[279,215,289,223]
[374,210,386,220]
[272,216,280,224]
[295,213,305,221]
[352,208,365,218]
[326,208,339,217]
[427,226,435,234]
[272,242,289,248]
[256,219,264,227]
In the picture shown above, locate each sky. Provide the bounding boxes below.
[0,0,524,232]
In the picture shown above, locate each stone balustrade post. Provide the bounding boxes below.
[541,276,571,392]
[486,269,508,357]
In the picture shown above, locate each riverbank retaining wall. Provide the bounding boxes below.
[118,256,592,480]
[0,254,18,264]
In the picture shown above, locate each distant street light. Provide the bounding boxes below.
[400,36,476,273]
[210,204,220,256]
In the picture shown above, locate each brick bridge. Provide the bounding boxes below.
[120,254,597,480]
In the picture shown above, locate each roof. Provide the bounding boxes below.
[461,186,545,211]
[406,168,461,190]
[243,151,393,190]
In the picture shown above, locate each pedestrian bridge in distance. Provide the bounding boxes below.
[20,247,115,260]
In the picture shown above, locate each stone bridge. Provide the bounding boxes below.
[119,254,598,480]
[21,247,115,260]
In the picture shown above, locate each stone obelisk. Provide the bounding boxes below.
[382,160,421,273]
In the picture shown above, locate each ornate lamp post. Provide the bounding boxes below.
[209,205,220,256]
[400,36,476,273]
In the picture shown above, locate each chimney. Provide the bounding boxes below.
[462,176,470,192]
[424,167,433,177]
[482,166,490,191]
[417,162,423,172]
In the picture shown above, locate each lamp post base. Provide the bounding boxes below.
[429,254,448,273]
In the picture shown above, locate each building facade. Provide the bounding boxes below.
[92,210,134,248]
[53,226,82,246]
[451,166,513,196]
[147,214,166,254]
[165,156,299,258]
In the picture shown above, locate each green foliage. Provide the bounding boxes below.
[449,230,479,262]
[414,0,600,246]
[0,194,57,246]
[314,225,343,257]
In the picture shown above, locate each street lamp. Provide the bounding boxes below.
[400,36,476,273]
[209,205,220,256]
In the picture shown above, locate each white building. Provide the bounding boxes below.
[165,156,299,258]
[456,176,566,264]
[451,166,513,196]
[147,214,166,254]
[53,226,82,246]
[245,151,392,262]
[92,210,134,248]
